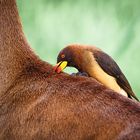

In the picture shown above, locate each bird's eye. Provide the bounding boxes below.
[61,54,65,58]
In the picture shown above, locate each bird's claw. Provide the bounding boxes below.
[71,73,77,76]
[71,72,89,77]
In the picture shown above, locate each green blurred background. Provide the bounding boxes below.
[17,0,140,99]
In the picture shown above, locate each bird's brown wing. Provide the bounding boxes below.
[93,50,139,101]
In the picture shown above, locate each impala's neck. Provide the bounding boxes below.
[0,0,36,95]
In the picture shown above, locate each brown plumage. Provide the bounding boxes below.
[1,1,140,139]
[55,44,139,101]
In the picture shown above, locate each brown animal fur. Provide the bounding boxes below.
[0,0,140,140]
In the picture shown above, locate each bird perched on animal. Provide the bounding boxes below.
[54,44,139,101]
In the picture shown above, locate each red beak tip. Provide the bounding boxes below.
[53,66,62,74]
[53,66,57,71]
[56,67,62,73]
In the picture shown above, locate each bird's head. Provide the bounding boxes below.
[53,45,82,73]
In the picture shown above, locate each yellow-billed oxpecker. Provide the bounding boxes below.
[54,44,139,101]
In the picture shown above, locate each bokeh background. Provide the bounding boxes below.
[17,0,140,99]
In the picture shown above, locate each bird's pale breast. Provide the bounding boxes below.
[85,52,128,97]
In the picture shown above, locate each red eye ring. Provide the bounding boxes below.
[61,54,65,58]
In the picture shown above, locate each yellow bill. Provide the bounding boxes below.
[53,61,68,73]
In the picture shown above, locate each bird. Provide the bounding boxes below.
[54,44,139,101]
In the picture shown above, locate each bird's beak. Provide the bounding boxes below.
[53,61,68,73]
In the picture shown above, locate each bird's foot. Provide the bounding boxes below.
[71,73,77,76]
[71,72,89,77]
